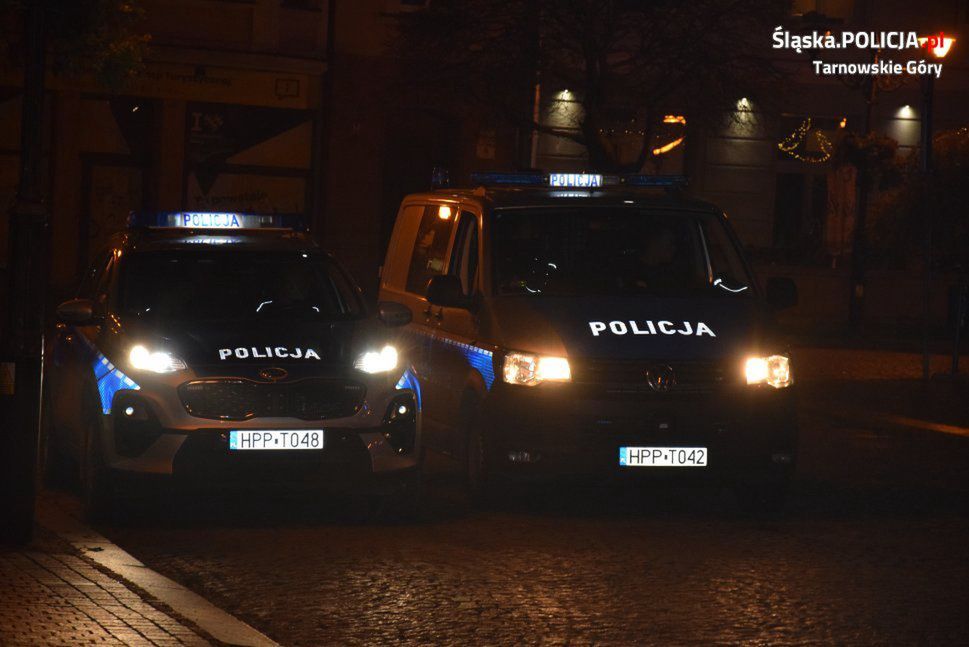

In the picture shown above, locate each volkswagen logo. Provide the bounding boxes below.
[258,367,288,382]
[645,365,676,392]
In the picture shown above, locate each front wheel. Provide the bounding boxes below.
[80,416,115,522]
[344,467,423,524]
[464,400,504,507]
[733,469,793,518]
[39,385,72,489]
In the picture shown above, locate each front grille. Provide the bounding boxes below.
[178,378,366,421]
[573,359,730,394]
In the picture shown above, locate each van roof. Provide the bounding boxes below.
[414,186,722,213]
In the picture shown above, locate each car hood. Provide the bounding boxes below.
[118,317,385,379]
[486,295,776,362]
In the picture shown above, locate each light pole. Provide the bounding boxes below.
[918,34,955,381]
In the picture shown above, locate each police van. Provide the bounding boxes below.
[379,172,798,511]
[44,212,421,519]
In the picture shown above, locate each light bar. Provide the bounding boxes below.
[128,211,304,231]
[619,175,687,187]
[466,171,687,189]
[549,172,603,188]
[469,172,546,186]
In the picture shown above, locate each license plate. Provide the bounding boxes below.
[228,430,324,451]
[619,446,707,467]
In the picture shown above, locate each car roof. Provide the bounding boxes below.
[407,186,723,213]
[115,229,321,254]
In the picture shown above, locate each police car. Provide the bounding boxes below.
[44,212,421,519]
[379,172,798,511]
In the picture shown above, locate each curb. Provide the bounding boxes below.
[36,495,279,647]
[806,405,969,439]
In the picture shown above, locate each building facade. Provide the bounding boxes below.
[1,0,328,293]
[1,0,966,331]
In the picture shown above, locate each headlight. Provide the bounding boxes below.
[354,345,399,374]
[745,354,792,388]
[129,344,187,373]
[503,352,571,386]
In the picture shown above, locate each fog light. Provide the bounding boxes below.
[382,393,417,454]
[124,406,135,417]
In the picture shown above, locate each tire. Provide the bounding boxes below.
[341,471,423,524]
[734,470,792,518]
[39,386,72,489]
[80,413,115,523]
[377,467,423,522]
[463,397,502,507]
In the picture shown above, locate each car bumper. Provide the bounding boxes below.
[481,383,797,481]
[98,382,421,487]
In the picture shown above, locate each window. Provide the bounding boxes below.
[699,216,752,293]
[118,251,363,322]
[492,207,751,298]
[405,205,454,295]
[449,212,479,296]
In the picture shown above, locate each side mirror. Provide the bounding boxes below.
[56,298,100,325]
[377,301,412,327]
[425,275,468,309]
[765,277,798,311]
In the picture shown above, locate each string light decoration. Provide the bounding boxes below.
[652,114,687,156]
[596,115,688,153]
[777,118,833,163]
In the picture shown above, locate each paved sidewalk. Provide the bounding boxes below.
[0,528,212,646]
[794,347,969,433]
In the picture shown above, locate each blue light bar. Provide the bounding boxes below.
[549,172,603,188]
[470,172,546,186]
[619,175,687,187]
[467,171,687,189]
[128,211,305,231]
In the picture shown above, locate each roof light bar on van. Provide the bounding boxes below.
[549,172,603,188]
[128,211,305,231]
[469,172,547,186]
[620,175,687,187]
[466,172,687,189]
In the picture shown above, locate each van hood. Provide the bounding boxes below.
[487,296,775,361]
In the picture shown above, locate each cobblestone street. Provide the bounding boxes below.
[77,348,969,646]
[0,529,210,646]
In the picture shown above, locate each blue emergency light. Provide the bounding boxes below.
[466,171,687,189]
[128,211,305,231]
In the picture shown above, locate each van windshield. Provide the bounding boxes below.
[118,250,364,322]
[492,207,753,297]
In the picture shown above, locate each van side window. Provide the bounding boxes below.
[405,205,454,295]
[448,212,479,296]
[383,204,424,292]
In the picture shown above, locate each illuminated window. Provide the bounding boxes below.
[405,205,454,295]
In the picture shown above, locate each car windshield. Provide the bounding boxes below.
[492,207,753,297]
[118,250,364,322]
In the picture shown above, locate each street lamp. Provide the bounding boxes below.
[918,34,955,380]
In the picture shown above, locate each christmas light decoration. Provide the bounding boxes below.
[777,118,833,163]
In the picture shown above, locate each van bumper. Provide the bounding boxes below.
[481,384,797,482]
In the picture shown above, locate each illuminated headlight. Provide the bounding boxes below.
[745,354,793,388]
[503,352,571,386]
[354,345,399,374]
[129,344,187,374]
